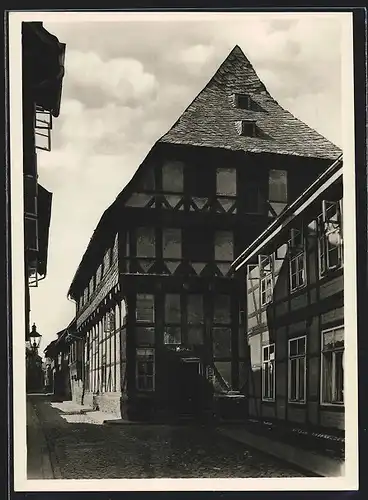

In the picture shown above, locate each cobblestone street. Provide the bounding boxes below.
[27,395,306,479]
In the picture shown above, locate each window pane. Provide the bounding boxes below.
[214,231,233,261]
[334,327,344,349]
[164,326,181,345]
[136,227,155,258]
[136,294,154,322]
[187,295,203,324]
[298,337,306,355]
[163,228,182,259]
[216,168,236,196]
[335,351,344,402]
[213,294,231,324]
[164,294,181,323]
[269,169,287,202]
[322,351,333,402]
[136,327,155,345]
[215,361,232,389]
[290,358,297,400]
[323,330,335,350]
[162,160,184,193]
[289,339,298,357]
[213,327,232,357]
[298,357,305,400]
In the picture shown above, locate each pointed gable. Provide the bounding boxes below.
[159,45,341,160]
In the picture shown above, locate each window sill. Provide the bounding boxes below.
[262,398,276,403]
[290,284,307,294]
[320,402,344,410]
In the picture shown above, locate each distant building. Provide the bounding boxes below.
[66,46,341,421]
[43,321,74,401]
[232,155,344,432]
[22,22,65,342]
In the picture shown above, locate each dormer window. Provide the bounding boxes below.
[235,120,258,137]
[234,93,265,112]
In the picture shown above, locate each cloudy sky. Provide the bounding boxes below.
[27,12,345,352]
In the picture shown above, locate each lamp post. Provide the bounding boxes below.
[26,323,43,393]
[29,323,42,353]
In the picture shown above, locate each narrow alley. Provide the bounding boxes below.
[27,395,306,480]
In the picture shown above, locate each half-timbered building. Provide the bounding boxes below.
[232,155,344,433]
[66,45,341,421]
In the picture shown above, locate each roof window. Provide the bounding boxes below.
[234,93,265,112]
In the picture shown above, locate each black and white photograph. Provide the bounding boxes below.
[8,9,358,492]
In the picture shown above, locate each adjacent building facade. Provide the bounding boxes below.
[232,155,344,432]
[22,22,65,342]
[66,46,341,421]
[43,322,74,400]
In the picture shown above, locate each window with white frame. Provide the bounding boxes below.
[288,336,306,402]
[321,326,344,405]
[259,254,273,306]
[136,348,155,391]
[289,227,306,291]
[262,344,275,400]
[318,199,343,277]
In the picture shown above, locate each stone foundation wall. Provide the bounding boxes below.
[93,392,122,417]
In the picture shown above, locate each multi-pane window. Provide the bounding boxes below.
[318,199,343,277]
[136,294,155,323]
[289,228,306,291]
[259,255,273,306]
[216,168,237,196]
[288,336,306,403]
[262,344,275,401]
[164,294,181,344]
[321,326,344,405]
[136,348,155,391]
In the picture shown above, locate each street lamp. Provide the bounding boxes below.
[29,323,42,351]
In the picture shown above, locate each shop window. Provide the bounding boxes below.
[216,168,237,196]
[269,169,287,203]
[136,294,155,323]
[321,326,344,405]
[136,227,156,258]
[288,336,306,403]
[162,160,184,193]
[318,199,343,277]
[262,343,275,401]
[136,348,155,391]
[163,228,182,259]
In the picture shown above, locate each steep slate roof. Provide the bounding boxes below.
[159,45,341,160]
[68,45,341,296]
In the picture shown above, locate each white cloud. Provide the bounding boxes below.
[65,50,158,105]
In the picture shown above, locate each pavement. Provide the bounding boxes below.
[217,426,345,478]
[26,394,307,479]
